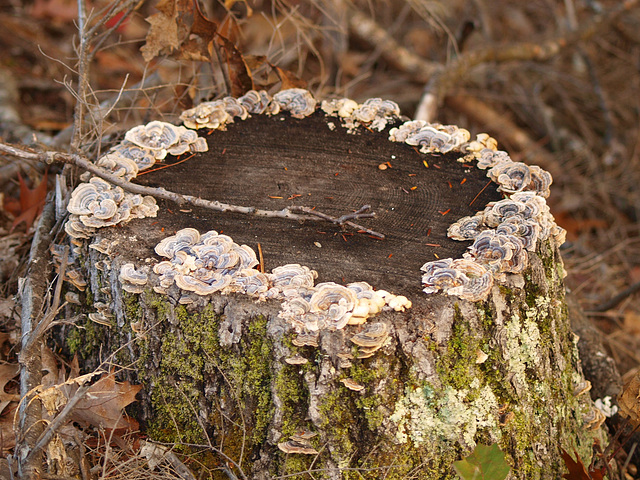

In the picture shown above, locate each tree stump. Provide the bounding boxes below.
[59,92,606,479]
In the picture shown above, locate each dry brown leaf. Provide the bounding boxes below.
[623,311,640,335]
[0,363,19,451]
[224,0,252,17]
[71,372,142,431]
[561,448,604,480]
[215,32,254,96]
[618,370,640,427]
[41,344,60,388]
[140,0,254,95]
[271,64,307,90]
[141,0,216,62]
[0,364,19,416]
[3,171,48,232]
[0,402,17,452]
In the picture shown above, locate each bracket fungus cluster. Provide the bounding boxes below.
[421,258,494,303]
[113,228,412,340]
[65,120,209,240]
[389,120,471,153]
[277,431,319,455]
[321,97,401,132]
[412,127,566,302]
[179,97,249,130]
[65,177,159,240]
[278,280,409,335]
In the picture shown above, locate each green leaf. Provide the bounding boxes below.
[453,443,511,480]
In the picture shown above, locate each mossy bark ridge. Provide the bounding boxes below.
[60,91,605,479]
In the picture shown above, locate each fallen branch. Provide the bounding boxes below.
[418,0,640,117]
[347,7,439,83]
[350,0,639,122]
[15,194,57,480]
[0,142,385,239]
[590,279,640,313]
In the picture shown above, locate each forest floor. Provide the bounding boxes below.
[0,0,640,478]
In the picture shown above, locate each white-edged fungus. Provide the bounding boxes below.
[487,161,532,195]
[388,120,428,143]
[65,177,158,239]
[89,238,117,255]
[496,216,541,251]
[155,228,201,258]
[125,121,208,160]
[65,292,81,305]
[320,98,359,118]
[583,406,606,431]
[97,153,139,181]
[467,231,527,275]
[405,124,470,154]
[64,216,96,239]
[352,98,400,131]
[273,89,317,119]
[528,165,553,198]
[238,90,280,115]
[340,378,365,391]
[284,354,308,365]
[351,322,389,347]
[292,331,319,347]
[119,263,148,294]
[233,268,271,296]
[447,214,487,241]
[573,379,592,397]
[476,149,511,170]
[65,268,88,291]
[277,439,319,455]
[466,132,498,152]
[308,282,358,330]
[322,97,400,132]
[88,312,112,326]
[112,141,158,171]
[421,257,494,302]
[180,97,248,130]
[271,264,317,290]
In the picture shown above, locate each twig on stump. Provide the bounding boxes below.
[0,142,386,239]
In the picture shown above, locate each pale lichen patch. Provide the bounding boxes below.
[389,378,500,449]
[501,312,541,395]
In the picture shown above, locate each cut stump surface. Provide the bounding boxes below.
[119,111,500,295]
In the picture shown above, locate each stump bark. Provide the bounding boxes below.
[61,107,606,479]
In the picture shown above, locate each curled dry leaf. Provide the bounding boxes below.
[0,364,19,415]
[617,370,640,427]
[71,371,142,431]
[0,363,20,451]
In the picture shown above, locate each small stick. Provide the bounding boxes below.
[0,142,386,239]
[590,279,640,313]
[291,205,384,239]
[469,180,492,206]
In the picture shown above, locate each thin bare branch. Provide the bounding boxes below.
[420,0,640,110]
[347,7,439,83]
[15,196,57,479]
[22,382,94,468]
[0,142,386,239]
